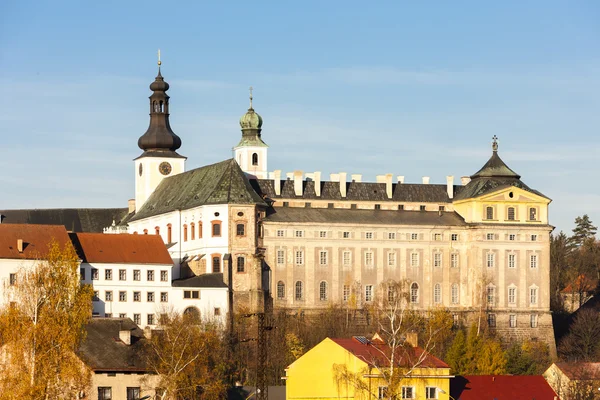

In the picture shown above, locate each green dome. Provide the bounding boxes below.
[239,108,263,130]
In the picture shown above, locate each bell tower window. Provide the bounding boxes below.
[252,153,258,166]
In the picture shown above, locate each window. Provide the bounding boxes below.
[365,232,373,239]
[319,231,327,238]
[451,233,459,241]
[133,270,140,281]
[378,386,388,399]
[93,291,99,301]
[451,283,459,304]
[183,290,199,299]
[252,153,258,166]
[508,286,517,305]
[486,206,494,220]
[105,291,113,302]
[530,314,538,328]
[105,269,112,280]
[167,224,172,243]
[343,231,350,239]
[342,251,351,267]
[426,387,438,399]
[213,256,221,273]
[487,252,495,268]
[9,273,16,286]
[388,286,395,302]
[119,269,126,281]
[453,313,460,327]
[529,207,537,221]
[530,254,538,268]
[236,256,245,272]
[79,268,85,280]
[486,233,495,240]
[119,291,127,302]
[388,232,396,240]
[295,230,304,238]
[283,201,289,207]
[190,223,195,240]
[161,270,168,282]
[319,251,328,266]
[147,270,154,281]
[276,229,284,237]
[398,204,404,210]
[530,287,538,304]
[410,283,419,303]
[147,314,155,325]
[439,205,445,212]
[133,314,141,325]
[509,234,516,241]
[365,285,373,302]
[507,207,516,220]
[105,313,112,318]
[343,285,350,302]
[147,292,154,302]
[410,252,419,267]
[98,387,112,400]
[434,283,441,304]
[434,252,442,267]
[212,222,221,237]
[487,286,495,305]
[387,252,396,267]
[119,313,126,318]
[487,313,496,327]
[420,205,426,211]
[160,292,168,302]
[374,204,381,210]
[183,224,188,242]
[133,292,141,302]
[277,249,285,265]
[184,291,191,299]
[509,314,517,328]
[402,386,414,399]
[295,250,304,265]
[295,281,303,300]
[365,251,374,267]
[319,281,328,301]
[531,234,538,241]
[235,223,245,236]
[198,222,202,238]
[508,253,516,268]
[434,233,442,241]
[277,281,285,299]
[214,307,221,316]
[451,253,459,268]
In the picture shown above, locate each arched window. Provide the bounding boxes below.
[159,100,164,112]
[183,224,188,242]
[237,256,245,273]
[198,222,202,239]
[277,281,285,299]
[252,153,258,166]
[486,206,494,220]
[319,281,328,301]
[434,283,441,304]
[236,223,245,236]
[167,224,172,243]
[410,283,419,303]
[143,229,148,235]
[153,101,158,112]
[451,283,459,304]
[155,226,160,235]
[183,307,200,322]
[295,281,303,300]
[190,223,195,240]
[212,255,221,273]
[507,207,516,221]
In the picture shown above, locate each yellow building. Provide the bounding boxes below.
[285,336,452,400]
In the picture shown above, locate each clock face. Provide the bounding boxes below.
[159,162,172,176]
[138,163,143,176]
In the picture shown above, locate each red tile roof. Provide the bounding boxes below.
[71,233,173,265]
[555,362,600,380]
[451,375,557,399]
[561,274,598,293]
[331,337,449,369]
[0,224,71,260]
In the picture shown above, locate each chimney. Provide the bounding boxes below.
[446,175,454,199]
[17,239,23,253]
[461,176,471,186]
[273,170,282,196]
[397,176,405,184]
[385,174,393,199]
[286,172,293,180]
[293,170,303,196]
[351,174,362,183]
[330,173,339,182]
[313,171,322,197]
[128,199,136,213]
[422,176,430,185]
[405,332,418,348]
[119,329,132,345]
[339,172,347,198]
[143,326,152,340]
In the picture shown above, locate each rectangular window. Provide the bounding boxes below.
[160,292,168,302]
[92,268,99,280]
[192,291,199,299]
[388,232,396,240]
[509,234,516,241]
[378,387,388,399]
[365,285,373,302]
[105,269,112,280]
[434,252,442,267]
[411,233,418,240]
[398,204,404,210]
[277,283,285,299]
[451,284,459,304]
[433,233,442,241]
[119,269,126,281]
[119,291,127,302]
[365,251,374,267]
[105,291,113,302]
[507,207,516,220]
[343,231,350,239]
[374,204,381,210]
[295,230,304,238]
[237,256,245,272]
[531,234,538,241]
[133,292,141,302]
[365,232,373,239]
[184,291,191,299]
[486,233,495,241]
[133,314,141,325]
[451,253,459,268]
[319,231,327,238]
[529,207,537,221]
[276,229,284,237]
[426,387,438,399]
[530,314,538,328]
[451,233,459,241]
[160,270,168,282]
[277,249,285,265]
[487,252,495,268]
[439,205,445,212]
[133,270,140,281]
[487,313,496,327]
[508,287,517,304]
[147,270,154,281]
[410,252,419,267]
[420,205,426,211]
[402,387,414,399]
[105,313,112,318]
[98,387,112,400]
[530,254,538,268]
[343,285,350,302]
[9,273,16,286]
[387,252,396,267]
[342,251,351,267]
[295,250,304,265]
[530,287,538,304]
[119,313,126,318]
[236,223,245,236]
[319,251,328,265]
[509,314,517,328]
[212,222,221,237]
[79,268,85,280]
[486,206,494,220]
[147,292,154,302]
[93,291,99,302]
[147,314,155,325]
[212,255,220,272]
[214,307,221,316]
[487,286,495,305]
[508,253,516,268]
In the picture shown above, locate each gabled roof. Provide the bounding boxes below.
[131,159,267,221]
[331,337,449,369]
[554,362,600,380]
[70,233,173,265]
[172,273,227,288]
[264,207,467,226]
[0,224,71,260]
[0,208,130,233]
[451,375,557,399]
[78,318,148,372]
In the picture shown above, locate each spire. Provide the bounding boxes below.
[236,87,267,148]
[492,135,498,152]
[470,136,520,179]
[137,53,182,154]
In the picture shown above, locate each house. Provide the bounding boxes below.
[544,362,600,400]
[561,275,598,312]
[451,375,558,399]
[285,335,452,399]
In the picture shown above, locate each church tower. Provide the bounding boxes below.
[134,55,186,211]
[234,88,268,179]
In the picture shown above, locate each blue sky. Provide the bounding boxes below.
[1,1,599,234]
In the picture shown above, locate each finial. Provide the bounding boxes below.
[492,135,498,152]
[157,49,162,66]
[249,86,253,109]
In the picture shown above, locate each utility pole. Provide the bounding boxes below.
[241,312,273,400]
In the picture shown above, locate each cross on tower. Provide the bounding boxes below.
[249,86,253,109]
[492,135,499,152]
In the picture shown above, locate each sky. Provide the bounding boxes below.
[0,1,599,234]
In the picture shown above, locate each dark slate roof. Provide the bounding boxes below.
[264,207,467,226]
[0,208,130,233]
[453,178,549,201]
[131,159,267,222]
[252,179,459,203]
[78,318,148,372]
[471,151,521,179]
[172,273,228,288]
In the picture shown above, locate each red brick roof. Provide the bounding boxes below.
[451,375,557,399]
[331,337,449,369]
[555,362,600,380]
[70,233,173,265]
[0,224,71,260]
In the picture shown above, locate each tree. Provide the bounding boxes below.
[445,329,467,374]
[550,231,571,311]
[476,339,507,375]
[570,215,598,248]
[559,308,600,362]
[0,241,93,399]
[143,312,227,399]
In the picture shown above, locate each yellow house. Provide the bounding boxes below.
[285,335,452,400]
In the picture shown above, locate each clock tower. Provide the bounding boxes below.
[134,57,186,212]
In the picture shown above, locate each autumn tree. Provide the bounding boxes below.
[550,231,571,311]
[506,340,551,375]
[0,241,94,399]
[446,324,506,375]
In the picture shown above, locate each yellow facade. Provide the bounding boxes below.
[285,338,452,400]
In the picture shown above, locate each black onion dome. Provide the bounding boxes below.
[149,70,170,91]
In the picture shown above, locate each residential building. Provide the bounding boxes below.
[451,375,557,399]
[544,362,600,400]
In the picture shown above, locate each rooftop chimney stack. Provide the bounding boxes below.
[461,176,471,186]
[385,174,393,199]
[422,176,430,185]
[17,239,23,253]
[128,199,136,213]
[119,329,132,345]
[351,174,362,183]
[397,176,405,184]
[446,175,454,199]
[313,171,322,197]
[339,172,347,198]
[273,170,282,196]
[293,171,303,196]
[405,331,419,348]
